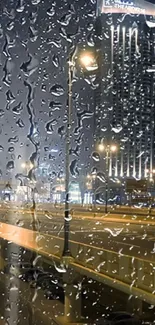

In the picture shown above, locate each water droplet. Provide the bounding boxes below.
[16,219,24,227]
[31,0,41,5]
[77,110,94,126]
[47,37,61,48]
[58,126,65,137]
[0,25,3,38]
[41,84,46,92]
[29,11,38,24]
[50,84,64,96]
[64,214,72,222]
[137,151,144,158]
[8,146,14,153]
[36,234,45,243]
[8,136,19,143]
[70,160,79,177]
[32,255,41,266]
[92,152,100,162]
[52,54,59,68]
[87,23,94,31]
[95,261,106,272]
[3,34,16,57]
[3,7,15,19]
[20,17,26,25]
[7,21,14,31]
[112,125,123,133]
[146,20,155,28]
[0,145,4,152]
[87,9,96,17]
[3,59,14,86]
[58,13,72,26]
[16,118,25,128]
[32,290,38,302]
[12,102,23,115]
[29,26,38,42]
[0,109,4,118]
[104,228,123,237]
[45,120,54,134]
[46,24,53,33]
[10,284,18,292]
[20,53,39,76]
[16,0,25,12]
[6,160,14,171]
[6,90,15,104]
[53,262,67,273]
[97,172,105,183]
[47,7,55,16]
[87,32,95,47]
[49,101,62,111]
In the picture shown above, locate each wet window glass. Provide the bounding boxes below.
[0,0,155,324]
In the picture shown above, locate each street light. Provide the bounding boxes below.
[98,143,117,213]
[110,145,117,152]
[98,144,105,152]
[80,52,98,71]
[62,51,97,258]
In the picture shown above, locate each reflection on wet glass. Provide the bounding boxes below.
[0,0,155,324]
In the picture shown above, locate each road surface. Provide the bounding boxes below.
[0,206,155,261]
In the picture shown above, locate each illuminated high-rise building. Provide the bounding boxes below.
[95,0,155,180]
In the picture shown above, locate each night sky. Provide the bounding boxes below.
[0,0,96,185]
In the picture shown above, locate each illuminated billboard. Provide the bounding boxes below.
[97,0,155,16]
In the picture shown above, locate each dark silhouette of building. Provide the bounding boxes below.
[94,0,155,180]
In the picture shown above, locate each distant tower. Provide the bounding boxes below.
[94,0,155,180]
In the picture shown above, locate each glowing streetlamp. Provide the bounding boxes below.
[80,52,98,71]
[98,143,105,152]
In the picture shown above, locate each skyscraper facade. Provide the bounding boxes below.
[95,0,155,180]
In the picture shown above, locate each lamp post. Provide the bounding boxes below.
[62,57,72,257]
[62,52,97,258]
[98,143,117,213]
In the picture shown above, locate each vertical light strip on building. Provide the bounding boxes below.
[110,25,114,176]
[120,27,125,178]
[132,27,138,179]
[116,24,120,177]
[127,27,132,177]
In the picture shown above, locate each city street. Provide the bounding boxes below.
[0,206,155,261]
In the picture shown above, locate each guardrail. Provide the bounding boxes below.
[0,222,153,305]
[37,233,155,305]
